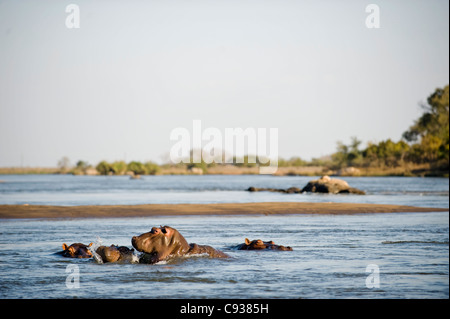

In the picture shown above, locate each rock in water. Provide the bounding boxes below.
[301,176,365,195]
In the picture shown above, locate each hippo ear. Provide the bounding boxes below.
[88,243,93,247]
[245,238,251,245]
[161,226,173,237]
[62,243,68,250]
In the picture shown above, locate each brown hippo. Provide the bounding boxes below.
[234,238,293,251]
[95,245,135,263]
[131,226,229,264]
[61,242,93,258]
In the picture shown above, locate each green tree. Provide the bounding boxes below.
[111,161,127,175]
[403,85,449,142]
[403,85,449,165]
[416,135,442,162]
[331,137,363,168]
[347,136,363,166]
[127,161,146,175]
[144,161,160,175]
[331,141,348,168]
[72,160,90,175]
[187,161,208,172]
[75,160,89,170]
[96,161,112,175]
[363,139,410,167]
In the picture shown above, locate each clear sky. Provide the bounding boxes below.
[0,0,448,167]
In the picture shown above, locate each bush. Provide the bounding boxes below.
[111,161,127,175]
[96,161,112,175]
[144,161,160,175]
[127,161,146,175]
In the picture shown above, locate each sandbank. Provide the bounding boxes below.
[0,202,447,219]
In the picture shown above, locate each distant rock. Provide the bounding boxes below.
[247,175,365,195]
[247,187,288,193]
[286,187,302,194]
[301,175,365,195]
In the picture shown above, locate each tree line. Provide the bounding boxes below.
[70,160,160,176]
[322,85,448,171]
[60,85,448,176]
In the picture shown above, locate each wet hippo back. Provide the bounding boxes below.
[96,245,135,263]
[189,243,229,258]
[234,238,293,251]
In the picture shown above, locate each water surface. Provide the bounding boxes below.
[0,175,448,299]
[0,213,448,299]
[0,175,448,208]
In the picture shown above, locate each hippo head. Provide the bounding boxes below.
[62,242,93,258]
[131,226,190,263]
[244,238,274,250]
[96,245,134,263]
[240,238,293,251]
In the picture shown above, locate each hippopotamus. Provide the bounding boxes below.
[131,226,229,264]
[95,245,135,263]
[61,242,93,258]
[234,238,293,251]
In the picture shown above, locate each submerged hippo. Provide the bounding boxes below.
[61,242,93,258]
[95,245,135,263]
[234,238,293,251]
[131,226,229,264]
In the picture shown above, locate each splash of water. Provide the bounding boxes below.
[130,251,140,264]
[88,236,104,264]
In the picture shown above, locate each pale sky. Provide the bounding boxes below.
[0,0,448,167]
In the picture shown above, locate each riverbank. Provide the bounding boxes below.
[0,202,447,219]
[0,163,447,177]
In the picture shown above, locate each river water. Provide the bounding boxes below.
[0,175,448,299]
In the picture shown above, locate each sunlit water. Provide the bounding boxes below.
[0,175,448,298]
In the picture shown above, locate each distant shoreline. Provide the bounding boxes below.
[0,202,447,219]
[0,164,448,177]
